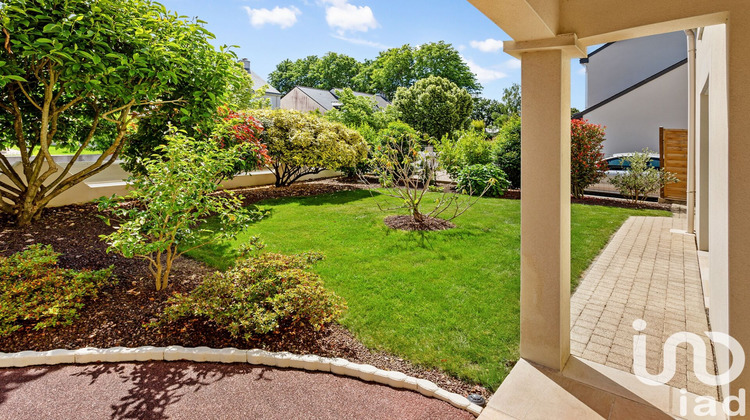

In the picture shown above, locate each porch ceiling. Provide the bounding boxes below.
[468,0,733,46]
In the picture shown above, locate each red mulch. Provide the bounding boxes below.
[0,179,488,398]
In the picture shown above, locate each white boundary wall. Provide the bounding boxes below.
[0,155,340,208]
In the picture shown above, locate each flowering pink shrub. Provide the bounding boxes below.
[571,119,607,198]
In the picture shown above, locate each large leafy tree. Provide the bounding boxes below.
[268,52,361,96]
[392,76,473,140]
[367,42,481,101]
[0,0,234,225]
[266,59,298,97]
[249,109,368,187]
[471,97,504,130]
[312,52,362,92]
[269,42,482,101]
[495,83,521,125]
[121,41,243,175]
[366,45,414,101]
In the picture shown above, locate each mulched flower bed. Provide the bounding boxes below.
[0,179,487,398]
[384,215,456,231]
[0,177,669,398]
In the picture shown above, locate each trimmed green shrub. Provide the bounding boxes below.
[0,245,113,337]
[493,116,522,188]
[161,252,346,339]
[249,109,368,187]
[456,164,511,197]
[437,129,496,177]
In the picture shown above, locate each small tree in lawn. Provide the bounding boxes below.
[570,118,608,198]
[98,129,264,291]
[609,148,679,204]
[368,121,489,230]
[249,109,368,187]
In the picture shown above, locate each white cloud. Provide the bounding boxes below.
[243,6,301,29]
[505,58,521,69]
[333,34,389,49]
[462,56,507,83]
[469,38,504,53]
[577,66,587,75]
[323,0,378,33]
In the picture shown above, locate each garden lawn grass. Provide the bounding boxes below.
[187,189,669,390]
[8,145,100,155]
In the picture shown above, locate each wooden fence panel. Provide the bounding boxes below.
[659,127,688,202]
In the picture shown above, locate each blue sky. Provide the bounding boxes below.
[158,0,588,109]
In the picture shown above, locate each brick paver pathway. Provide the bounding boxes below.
[570,209,718,398]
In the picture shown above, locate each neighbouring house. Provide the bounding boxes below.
[239,58,281,109]
[574,31,688,157]
[467,0,749,417]
[280,86,390,114]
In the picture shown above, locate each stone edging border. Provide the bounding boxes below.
[0,346,483,417]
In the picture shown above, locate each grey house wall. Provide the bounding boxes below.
[579,31,688,157]
[585,64,688,157]
[280,88,327,113]
[583,32,687,108]
[266,94,281,109]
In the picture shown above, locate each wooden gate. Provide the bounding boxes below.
[659,127,688,202]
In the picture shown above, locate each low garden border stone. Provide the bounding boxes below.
[0,346,482,416]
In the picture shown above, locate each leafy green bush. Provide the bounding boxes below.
[493,116,522,188]
[437,129,496,177]
[609,149,679,204]
[161,252,346,339]
[249,109,368,187]
[456,164,511,197]
[0,245,113,337]
[99,129,262,291]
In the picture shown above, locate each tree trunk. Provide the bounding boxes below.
[412,209,425,225]
[14,194,43,227]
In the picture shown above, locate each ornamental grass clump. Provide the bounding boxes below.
[0,244,113,337]
[160,252,346,339]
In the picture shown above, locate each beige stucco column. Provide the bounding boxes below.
[726,10,750,402]
[505,36,585,371]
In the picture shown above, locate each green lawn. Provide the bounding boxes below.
[7,145,100,155]
[187,189,669,390]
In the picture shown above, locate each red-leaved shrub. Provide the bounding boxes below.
[571,119,607,198]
